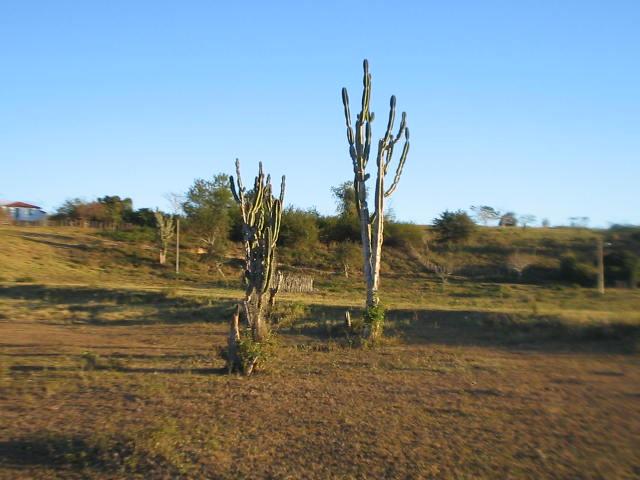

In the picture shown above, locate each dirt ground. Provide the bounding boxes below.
[1,284,639,479]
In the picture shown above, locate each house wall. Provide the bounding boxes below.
[3,207,47,222]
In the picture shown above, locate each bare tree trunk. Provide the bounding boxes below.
[159,250,166,265]
[341,60,410,343]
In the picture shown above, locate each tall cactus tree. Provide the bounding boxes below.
[230,158,285,344]
[341,59,410,340]
[154,210,175,265]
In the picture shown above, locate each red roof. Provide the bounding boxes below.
[4,202,41,209]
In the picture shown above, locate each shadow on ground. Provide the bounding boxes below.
[0,432,181,476]
[280,304,640,354]
[0,284,237,326]
[1,284,638,354]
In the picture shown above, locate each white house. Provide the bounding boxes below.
[0,202,47,223]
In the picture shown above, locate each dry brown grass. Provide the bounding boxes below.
[1,284,639,479]
[1,226,639,478]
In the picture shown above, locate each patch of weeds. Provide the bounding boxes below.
[363,304,386,344]
[237,332,277,373]
[79,352,125,371]
[271,301,309,329]
[80,351,101,371]
[14,276,35,283]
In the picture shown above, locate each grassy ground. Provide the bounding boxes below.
[1,226,639,478]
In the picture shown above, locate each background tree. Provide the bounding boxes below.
[97,195,133,228]
[569,216,590,228]
[278,207,320,249]
[183,174,235,259]
[432,210,475,245]
[499,212,518,227]
[470,205,501,226]
[341,59,410,341]
[154,210,174,265]
[426,253,458,291]
[126,208,157,227]
[320,182,361,242]
[519,214,537,228]
[333,241,361,278]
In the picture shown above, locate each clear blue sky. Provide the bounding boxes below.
[1,1,638,226]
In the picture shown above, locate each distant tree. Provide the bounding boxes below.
[605,250,639,289]
[519,214,537,228]
[126,208,157,228]
[331,181,359,218]
[154,210,174,265]
[506,251,536,279]
[55,198,85,219]
[568,216,590,228]
[97,195,133,228]
[541,218,550,228]
[333,241,361,278]
[432,210,476,244]
[184,173,235,258]
[279,207,320,249]
[499,212,518,227]
[323,181,361,242]
[425,253,458,290]
[470,205,501,225]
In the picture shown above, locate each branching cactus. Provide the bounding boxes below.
[341,59,410,341]
[154,210,175,265]
[230,158,285,346]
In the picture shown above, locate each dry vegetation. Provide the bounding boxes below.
[1,226,639,478]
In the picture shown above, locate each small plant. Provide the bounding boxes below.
[363,304,386,344]
[270,302,309,329]
[80,351,100,371]
[14,276,35,283]
[236,331,275,375]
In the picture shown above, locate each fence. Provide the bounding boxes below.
[275,273,314,293]
[1,218,137,230]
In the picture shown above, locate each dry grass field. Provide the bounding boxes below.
[1,226,639,478]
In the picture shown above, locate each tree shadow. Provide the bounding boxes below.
[0,434,112,470]
[10,364,226,375]
[0,284,238,326]
[0,432,180,476]
[18,234,91,251]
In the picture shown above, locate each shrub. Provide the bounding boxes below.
[605,250,639,288]
[270,302,309,329]
[364,304,386,343]
[318,215,360,243]
[236,331,276,373]
[559,255,595,287]
[432,210,476,244]
[279,208,320,249]
[384,221,425,248]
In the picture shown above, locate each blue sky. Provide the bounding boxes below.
[1,1,638,226]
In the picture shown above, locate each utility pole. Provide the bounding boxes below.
[165,192,183,277]
[596,236,605,295]
[175,217,180,276]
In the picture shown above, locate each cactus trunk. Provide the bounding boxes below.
[341,60,411,341]
[227,159,285,373]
